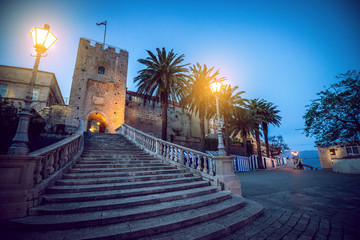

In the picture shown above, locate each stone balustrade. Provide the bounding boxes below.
[0,120,85,219]
[117,124,242,195]
[30,127,83,184]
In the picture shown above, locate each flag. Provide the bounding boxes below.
[96,21,107,26]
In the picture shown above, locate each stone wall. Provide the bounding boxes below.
[124,96,192,140]
[333,158,360,174]
[66,38,128,133]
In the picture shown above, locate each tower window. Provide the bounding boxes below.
[32,88,40,100]
[98,66,105,74]
[0,84,8,97]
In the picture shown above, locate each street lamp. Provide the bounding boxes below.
[290,151,299,158]
[210,79,226,156]
[8,24,57,155]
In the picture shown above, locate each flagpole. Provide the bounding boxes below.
[103,22,107,45]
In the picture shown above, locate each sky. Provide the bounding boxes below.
[1,0,360,151]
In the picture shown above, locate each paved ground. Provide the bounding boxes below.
[224,168,360,240]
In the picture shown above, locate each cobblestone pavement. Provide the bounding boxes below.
[224,169,360,240]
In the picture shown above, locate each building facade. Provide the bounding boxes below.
[0,65,64,110]
[66,38,128,133]
[318,144,360,169]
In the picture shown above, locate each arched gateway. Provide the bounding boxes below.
[87,112,107,133]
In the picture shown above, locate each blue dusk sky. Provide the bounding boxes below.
[1,0,360,151]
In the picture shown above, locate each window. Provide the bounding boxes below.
[329,149,336,155]
[0,84,8,97]
[32,88,39,100]
[98,66,105,74]
[352,146,359,155]
[346,146,359,155]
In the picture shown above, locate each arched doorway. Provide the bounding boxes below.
[87,112,107,133]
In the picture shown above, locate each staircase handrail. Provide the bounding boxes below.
[29,120,85,184]
[117,124,217,181]
[0,120,85,219]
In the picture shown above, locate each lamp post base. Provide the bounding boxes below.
[7,142,30,156]
[7,109,32,156]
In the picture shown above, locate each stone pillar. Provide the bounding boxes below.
[214,156,242,196]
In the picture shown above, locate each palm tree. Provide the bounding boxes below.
[134,48,189,140]
[219,84,246,154]
[230,107,261,156]
[261,102,281,158]
[182,63,224,152]
[248,98,266,169]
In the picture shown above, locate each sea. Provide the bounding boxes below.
[282,150,321,170]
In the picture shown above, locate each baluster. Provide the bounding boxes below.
[48,151,55,175]
[180,149,184,165]
[196,155,202,171]
[174,147,178,162]
[194,154,199,170]
[42,154,49,179]
[189,152,195,169]
[167,145,170,160]
[170,146,174,161]
[200,155,205,171]
[203,156,209,174]
[166,145,169,158]
[165,145,168,159]
[33,157,43,184]
[208,157,214,176]
[54,149,60,170]
[161,143,165,156]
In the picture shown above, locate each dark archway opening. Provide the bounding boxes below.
[87,113,107,133]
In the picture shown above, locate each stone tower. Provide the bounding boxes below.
[67,38,128,133]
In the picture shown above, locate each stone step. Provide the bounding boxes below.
[81,152,150,156]
[67,167,183,176]
[48,176,202,193]
[137,198,264,240]
[82,150,147,154]
[77,159,161,164]
[2,132,263,240]
[10,194,245,238]
[79,157,158,162]
[33,186,219,215]
[56,172,194,186]
[73,164,173,171]
[43,181,210,203]
[74,162,165,169]
[64,169,184,179]
[12,191,235,231]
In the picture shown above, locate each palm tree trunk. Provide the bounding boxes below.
[161,97,168,141]
[263,123,270,158]
[199,109,205,152]
[255,126,265,169]
[242,131,248,156]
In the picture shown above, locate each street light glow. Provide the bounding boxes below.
[30,24,58,53]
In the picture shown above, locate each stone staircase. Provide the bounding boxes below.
[4,132,263,239]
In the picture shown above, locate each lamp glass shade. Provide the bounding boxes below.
[30,25,57,52]
[210,81,222,93]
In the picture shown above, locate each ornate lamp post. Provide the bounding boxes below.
[210,80,226,156]
[8,24,57,155]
